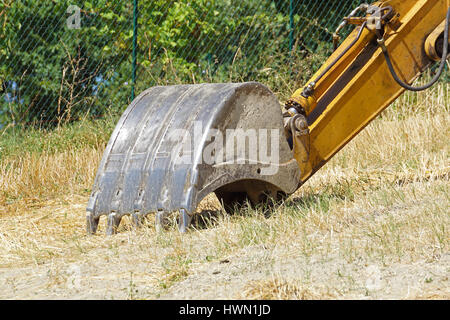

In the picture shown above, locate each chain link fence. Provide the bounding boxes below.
[1,0,374,128]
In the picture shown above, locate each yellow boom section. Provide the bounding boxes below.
[289,0,449,184]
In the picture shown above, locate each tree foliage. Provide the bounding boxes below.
[0,0,133,125]
[0,0,360,127]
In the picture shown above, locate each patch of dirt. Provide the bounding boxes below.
[159,247,450,300]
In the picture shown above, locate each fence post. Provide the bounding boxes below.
[132,0,138,101]
[289,0,294,54]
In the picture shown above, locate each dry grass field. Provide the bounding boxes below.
[0,80,448,299]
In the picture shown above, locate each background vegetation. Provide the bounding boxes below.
[0,0,364,127]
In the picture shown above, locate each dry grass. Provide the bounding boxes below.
[238,278,336,300]
[0,148,102,213]
[0,80,448,299]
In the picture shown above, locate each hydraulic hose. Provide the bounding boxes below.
[379,7,450,92]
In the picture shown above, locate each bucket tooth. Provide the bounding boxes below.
[87,82,301,234]
[106,212,122,235]
[131,211,144,228]
[178,209,192,233]
[86,212,99,235]
[155,211,169,232]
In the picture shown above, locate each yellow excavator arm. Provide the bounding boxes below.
[286,0,449,185]
[87,0,449,235]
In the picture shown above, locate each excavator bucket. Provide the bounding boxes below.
[86,82,301,234]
